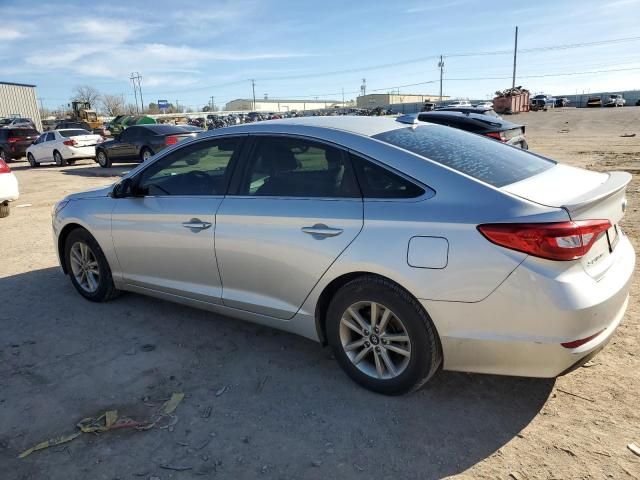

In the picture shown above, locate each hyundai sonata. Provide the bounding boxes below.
[52,116,634,395]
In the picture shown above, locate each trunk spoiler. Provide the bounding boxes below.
[562,171,631,214]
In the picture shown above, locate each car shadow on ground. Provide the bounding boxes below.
[0,267,554,479]
[59,164,132,177]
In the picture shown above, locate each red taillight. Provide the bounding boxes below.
[165,135,179,145]
[63,139,77,146]
[0,159,10,173]
[561,329,605,348]
[477,220,611,261]
[7,137,22,143]
[485,131,506,142]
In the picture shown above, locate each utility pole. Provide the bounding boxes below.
[342,88,345,106]
[250,79,256,110]
[210,96,215,111]
[360,78,366,97]
[130,73,140,114]
[175,100,179,113]
[438,55,444,102]
[38,97,44,111]
[136,73,144,112]
[512,26,519,89]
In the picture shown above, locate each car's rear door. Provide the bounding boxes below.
[111,136,245,303]
[214,135,364,319]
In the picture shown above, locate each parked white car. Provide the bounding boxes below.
[605,95,626,107]
[448,100,471,107]
[475,101,494,109]
[26,129,103,167]
[0,158,19,217]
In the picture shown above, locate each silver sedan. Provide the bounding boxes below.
[52,116,634,395]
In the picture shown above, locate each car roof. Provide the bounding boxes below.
[217,116,409,137]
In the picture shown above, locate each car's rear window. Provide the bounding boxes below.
[144,125,189,135]
[8,128,38,137]
[373,125,555,187]
[60,129,90,137]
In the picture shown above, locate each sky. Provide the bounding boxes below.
[2,0,640,111]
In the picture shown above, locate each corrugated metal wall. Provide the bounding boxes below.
[0,83,43,131]
[559,90,640,108]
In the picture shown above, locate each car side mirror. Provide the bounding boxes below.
[112,178,134,198]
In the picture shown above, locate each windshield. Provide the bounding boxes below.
[60,129,91,137]
[373,125,555,187]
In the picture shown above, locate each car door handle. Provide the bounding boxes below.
[182,219,212,231]
[301,224,343,238]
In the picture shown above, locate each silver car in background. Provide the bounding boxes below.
[52,116,634,395]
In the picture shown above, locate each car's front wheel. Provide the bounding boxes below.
[27,153,38,167]
[326,275,442,395]
[64,228,120,302]
[0,201,9,218]
[96,150,111,168]
[140,147,153,162]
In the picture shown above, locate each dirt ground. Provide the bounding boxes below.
[1,108,638,480]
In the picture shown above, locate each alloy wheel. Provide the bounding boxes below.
[339,301,411,380]
[69,241,100,293]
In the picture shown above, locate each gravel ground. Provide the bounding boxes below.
[0,107,638,479]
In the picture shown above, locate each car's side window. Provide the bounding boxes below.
[135,137,242,196]
[238,137,360,198]
[45,132,55,142]
[34,134,46,145]
[120,128,136,142]
[350,154,425,199]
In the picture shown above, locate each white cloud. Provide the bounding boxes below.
[0,29,23,41]
[63,18,145,42]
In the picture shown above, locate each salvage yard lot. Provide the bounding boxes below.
[1,108,639,479]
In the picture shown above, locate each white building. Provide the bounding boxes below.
[0,81,42,131]
[225,98,345,112]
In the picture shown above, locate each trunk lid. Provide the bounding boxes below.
[503,164,630,278]
[70,134,101,147]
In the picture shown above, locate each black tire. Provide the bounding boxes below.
[64,228,120,302]
[27,153,38,167]
[53,150,67,167]
[0,202,9,218]
[140,147,153,162]
[0,149,7,163]
[326,275,442,395]
[67,159,76,165]
[96,149,111,168]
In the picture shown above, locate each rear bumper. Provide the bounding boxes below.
[62,145,96,159]
[423,232,635,378]
[0,172,19,202]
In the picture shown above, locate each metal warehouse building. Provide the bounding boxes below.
[0,81,42,131]
[356,93,448,109]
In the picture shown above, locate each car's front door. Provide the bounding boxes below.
[111,136,245,303]
[215,135,364,319]
[30,134,47,161]
[109,127,138,160]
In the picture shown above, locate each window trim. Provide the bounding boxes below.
[129,135,248,198]
[227,133,363,201]
[347,149,435,202]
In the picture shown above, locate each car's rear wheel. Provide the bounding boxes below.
[140,147,153,162]
[326,275,442,395]
[0,202,9,218]
[27,153,38,167]
[64,228,120,302]
[96,149,111,168]
[53,150,67,167]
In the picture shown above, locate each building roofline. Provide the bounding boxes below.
[227,98,342,104]
[0,81,37,88]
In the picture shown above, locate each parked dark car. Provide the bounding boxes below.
[0,127,40,161]
[555,97,570,107]
[421,102,436,111]
[416,111,528,149]
[435,106,501,118]
[55,120,92,131]
[95,124,196,168]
